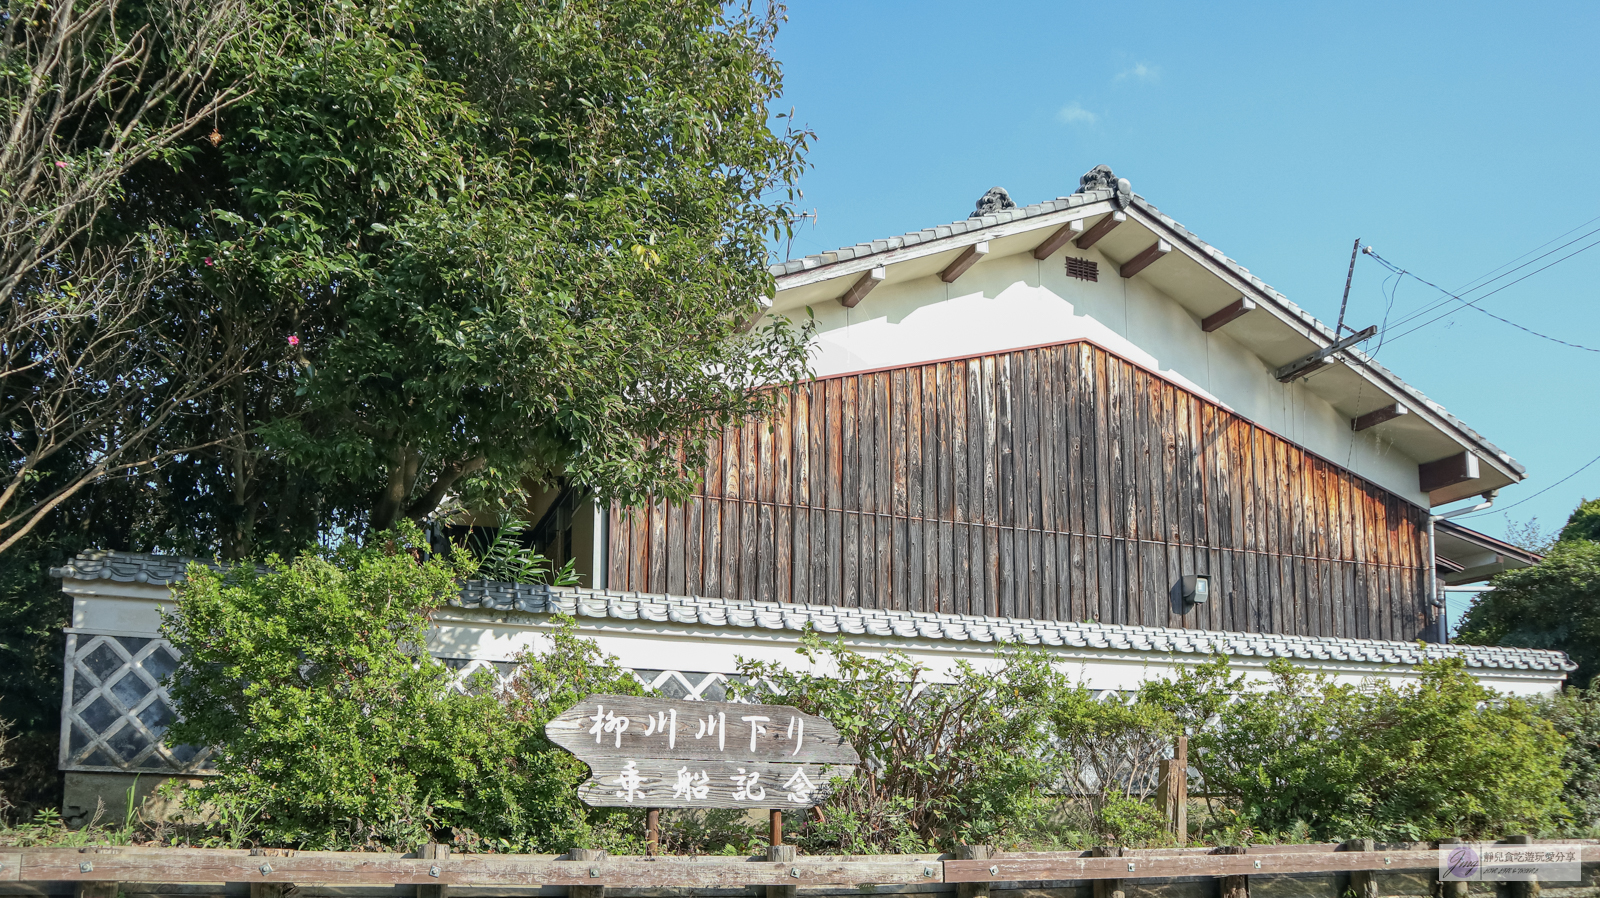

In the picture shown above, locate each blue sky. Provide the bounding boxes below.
[771,1,1600,555]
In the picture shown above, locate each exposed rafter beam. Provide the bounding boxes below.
[1273,325,1377,382]
[1032,220,1085,260]
[1201,297,1256,333]
[1074,212,1126,249]
[1119,239,1172,279]
[1351,404,1409,432]
[1420,451,1480,494]
[838,267,886,309]
[940,242,990,283]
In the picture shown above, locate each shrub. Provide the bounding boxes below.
[735,634,1061,852]
[1046,683,1181,845]
[162,525,644,851]
[1154,656,1567,841]
[1535,682,1600,832]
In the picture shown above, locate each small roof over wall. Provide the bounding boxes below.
[54,550,1573,679]
[1435,520,1543,585]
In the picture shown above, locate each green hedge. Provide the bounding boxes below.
[149,528,1579,851]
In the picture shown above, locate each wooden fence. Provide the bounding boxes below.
[2,839,1593,898]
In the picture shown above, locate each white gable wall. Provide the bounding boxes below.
[786,244,1427,506]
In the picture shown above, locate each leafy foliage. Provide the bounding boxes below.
[155,0,816,535]
[1153,656,1567,841]
[162,524,644,851]
[468,515,578,586]
[1046,683,1180,845]
[1457,539,1600,688]
[1535,682,1600,832]
[1559,499,1600,544]
[736,634,1065,852]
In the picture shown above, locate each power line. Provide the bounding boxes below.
[1459,449,1600,520]
[1365,247,1600,351]
[1381,214,1600,332]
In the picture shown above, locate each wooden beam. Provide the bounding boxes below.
[1201,297,1256,333]
[1032,220,1085,260]
[1420,451,1480,494]
[1351,403,1409,432]
[1074,212,1126,249]
[940,242,989,283]
[1119,239,1172,279]
[1274,325,1377,382]
[838,267,885,309]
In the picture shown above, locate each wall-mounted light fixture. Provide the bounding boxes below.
[1180,575,1210,605]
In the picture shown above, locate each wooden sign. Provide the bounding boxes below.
[545,694,860,809]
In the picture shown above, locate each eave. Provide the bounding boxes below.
[765,182,1523,507]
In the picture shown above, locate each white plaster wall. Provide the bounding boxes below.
[784,247,1426,505]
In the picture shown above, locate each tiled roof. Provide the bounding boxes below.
[54,550,1572,674]
[458,582,1571,673]
[769,186,1116,277]
[769,174,1522,478]
[50,549,229,584]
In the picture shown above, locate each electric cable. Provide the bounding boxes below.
[1365,247,1600,351]
[1458,449,1600,520]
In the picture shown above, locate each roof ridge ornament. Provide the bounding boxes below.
[969,186,1016,218]
[1079,164,1133,209]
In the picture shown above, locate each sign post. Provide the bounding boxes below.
[546,694,860,852]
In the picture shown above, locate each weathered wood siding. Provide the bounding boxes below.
[608,340,1432,639]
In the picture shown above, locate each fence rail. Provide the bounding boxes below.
[0,841,1594,895]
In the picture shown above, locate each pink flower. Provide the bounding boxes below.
[54,161,67,169]
[287,335,300,347]
[204,257,213,266]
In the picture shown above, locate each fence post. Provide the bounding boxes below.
[1092,846,1124,898]
[1506,835,1541,898]
[570,848,606,898]
[249,847,292,898]
[768,842,798,898]
[1216,845,1248,898]
[1437,839,1468,898]
[1157,735,1189,844]
[418,842,449,898]
[956,845,992,898]
[1343,839,1377,898]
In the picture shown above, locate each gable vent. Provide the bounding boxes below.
[1065,257,1098,282]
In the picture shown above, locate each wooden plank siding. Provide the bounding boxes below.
[608,340,1432,639]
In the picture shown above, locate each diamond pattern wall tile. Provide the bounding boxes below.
[80,696,120,732]
[142,647,178,682]
[82,642,125,682]
[108,672,151,706]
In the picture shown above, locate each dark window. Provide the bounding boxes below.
[1065,257,1098,281]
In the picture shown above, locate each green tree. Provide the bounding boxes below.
[136,0,815,548]
[1457,539,1600,688]
[162,525,645,851]
[1559,499,1600,544]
